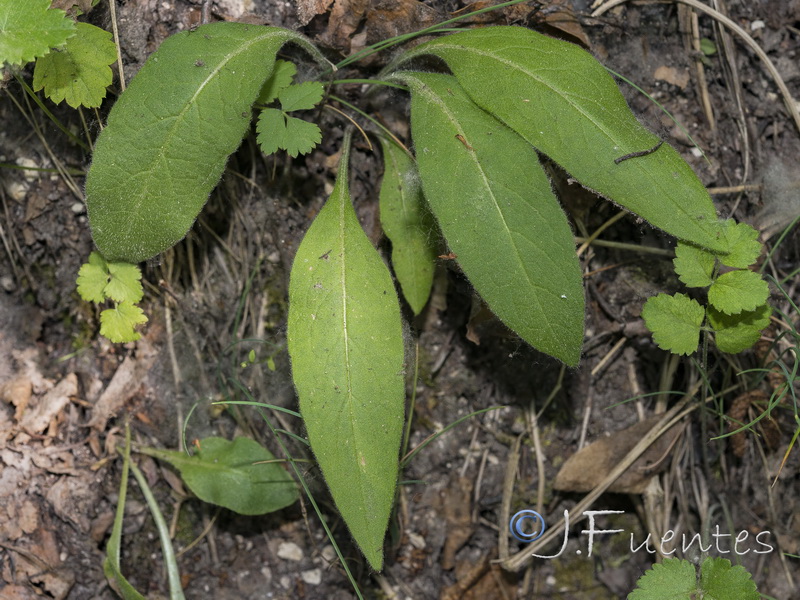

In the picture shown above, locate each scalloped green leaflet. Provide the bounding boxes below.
[141,437,298,515]
[400,27,726,253]
[0,0,76,66]
[641,293,704,356]
[708,270,769,315]
[399,72,584,364]
[33,22,116,108]
[287,135,405,571]
[674,241,715,288]
[709,304,772,354]
[629,558,696,600]
[378,137,436,315]
[85,22,327,263]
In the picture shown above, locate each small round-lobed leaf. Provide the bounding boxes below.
[641,293,704,356]
[707,270,769,315]
[708,304,771,354]
[673,241,715,288]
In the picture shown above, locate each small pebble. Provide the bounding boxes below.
[301,569,322,585]
[1,276,15,293]
[277,541,304,561]
[751,20,765,31]
[71,202,85,214]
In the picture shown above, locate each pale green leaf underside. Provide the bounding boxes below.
[32,22,116,108]
[85,22,327,263]
[673,241,715,288]
[100,302,147,343]
[378,137,436,315]
[400,72,584,365]
[641,293,704,356]
[0,0,76,66]
[143,437,298,515]
[76,251,143,304]
[708,304,771,354]
[287,138,405,571]
[400,27,726,253]
[628,558,696,600]
[707,270,769,315]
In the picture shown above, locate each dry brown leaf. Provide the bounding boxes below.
[1,376,32,422]
[554,415,683,494]
[320,0,370,53]
[88,339,157,431]
[654,65,690,89]
[19,373,77,435]
[50,0,95,15]
[294,0,335,25]
[364,0,441,46]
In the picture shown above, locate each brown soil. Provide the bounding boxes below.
[1,1,799,599]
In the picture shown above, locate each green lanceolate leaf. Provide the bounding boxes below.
[140,437,298,515]
[33,22,116,108]
[707,270,769,315]
[0,0,76,66]
[641,293,704,356]
[287,133,405,571]
[397,27,726,253]
[85,22,329,263]
[708,303,771,354]
[378,137,436,315]
[397,71,584,364]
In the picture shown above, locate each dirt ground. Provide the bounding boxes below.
[1,0,799,598]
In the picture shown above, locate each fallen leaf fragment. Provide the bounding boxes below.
[654,65,690,89]
[19,373,77,435]
[294,0,335,25]
[554,415,684,494]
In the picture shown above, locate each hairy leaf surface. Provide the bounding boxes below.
[287,136,405,571]
[141,437,298,515]
[399,27,725,252]
[85,22,327,262]
[378,137,436,315]
[399,72,584,364]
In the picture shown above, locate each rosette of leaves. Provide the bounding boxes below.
[642,221,771,355]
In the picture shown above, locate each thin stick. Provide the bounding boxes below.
[108,0,126,91]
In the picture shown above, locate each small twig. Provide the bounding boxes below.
[108,0,125,91]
